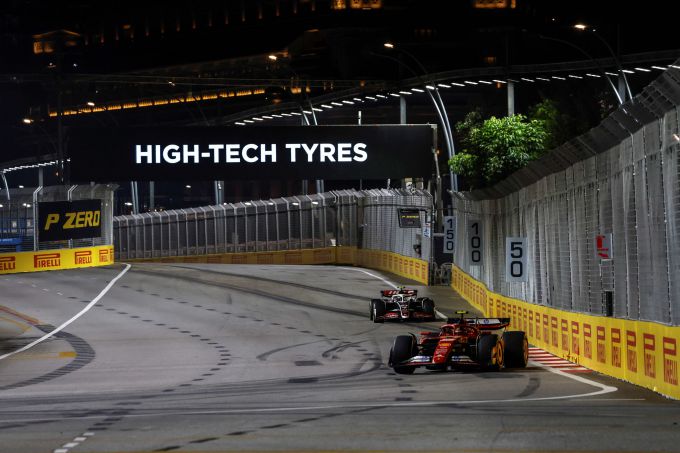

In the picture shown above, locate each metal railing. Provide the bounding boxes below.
[453,60,680,326]
[114,188,433,263]
[0,184,115,253]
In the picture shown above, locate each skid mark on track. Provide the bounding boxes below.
[168,264,368,300]
[0,325,95,391]
[0,264,131,362]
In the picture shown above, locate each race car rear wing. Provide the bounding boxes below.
[381,289,417,297]
[446,317,512,329]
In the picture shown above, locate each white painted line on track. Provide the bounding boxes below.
[529,359,617,397]
[53,431,95,453]
[0,264,131,362]
[343,267,399,289]
[0,389,628,425]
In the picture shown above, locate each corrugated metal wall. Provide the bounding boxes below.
[114,188,433,263]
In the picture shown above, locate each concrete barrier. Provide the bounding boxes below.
[0,245,115,275]
[452,265,680,400]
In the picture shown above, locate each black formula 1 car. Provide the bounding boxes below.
[388,311,528,373]
[369,287,436,323]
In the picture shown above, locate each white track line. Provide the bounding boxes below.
[343,267,399,289]
[0,264,131,362]
[529,359,616,396]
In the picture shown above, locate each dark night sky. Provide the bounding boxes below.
[1,0,678,163]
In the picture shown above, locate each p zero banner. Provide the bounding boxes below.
[67,125,434,182]
[38,200,102,242]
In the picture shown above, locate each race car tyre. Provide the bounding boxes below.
[477,334,504,371]
[421,298,435,317]
[502,331,528,368]
[370,299,385,323]
[391,335,416,374]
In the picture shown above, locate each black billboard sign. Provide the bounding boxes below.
[38,200,102,242]
[67,125,434,182]
[398,209,422,228]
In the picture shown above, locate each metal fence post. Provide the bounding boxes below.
[32,186,41,251]
[293,196,302,249]
[272,199,280,251]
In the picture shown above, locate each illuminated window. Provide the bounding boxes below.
[484,56,497,65]
[415,28,433,38]
[33,41,54,54]
[473,0,516,9]
[350,0,381,9]
[331,0,346,9]
[122,24,134,40]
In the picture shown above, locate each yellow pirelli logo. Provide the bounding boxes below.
[0,256,16,271]
[34,253,61,269]
[663,337,678,386]
[644,334,656,379]
[74,250,93,265]
[99,248,112,263]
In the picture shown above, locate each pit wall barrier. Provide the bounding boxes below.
[0,245,115,275]
[452,266,680,400]
[125,246,429,285]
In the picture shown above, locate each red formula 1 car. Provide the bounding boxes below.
[369,288,436,323]
[388,311,528,374]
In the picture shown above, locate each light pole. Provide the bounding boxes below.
[268,54,323,194]
[532,32,625,105]
[383,43,458,194]
[574,23,633,103]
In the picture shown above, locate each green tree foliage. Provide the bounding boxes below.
[448,109,549,189]
[528,98,582,151]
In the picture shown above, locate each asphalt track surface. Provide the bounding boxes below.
[1,263,679,453]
